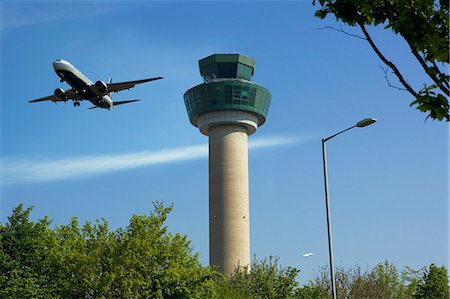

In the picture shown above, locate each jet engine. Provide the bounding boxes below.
[95,80,108,93]
[54,88,67,100]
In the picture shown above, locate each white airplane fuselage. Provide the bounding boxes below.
[53,60,113,109]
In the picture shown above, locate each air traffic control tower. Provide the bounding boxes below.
[183,54,271,273]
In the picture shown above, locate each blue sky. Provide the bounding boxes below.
[1,1,448,283]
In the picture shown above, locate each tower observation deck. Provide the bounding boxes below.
[184,54,271,273]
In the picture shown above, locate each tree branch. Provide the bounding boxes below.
[379,66,408,91]
[384,0,449,95]
[411,51,449,95]
[357,20,419,98]
[432,61,449,89]
[317,24,366,40]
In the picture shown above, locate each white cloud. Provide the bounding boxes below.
[1,2,126,31]
[1,136,303,186]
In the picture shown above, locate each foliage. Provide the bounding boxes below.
[295,284,328,299]
[314,0,449,121]
[217,256,301,299]
[0,203,217,299]
[415,263,449,299]
[306,260,449,299]
[1,204,448,298]
[0,204,57,298]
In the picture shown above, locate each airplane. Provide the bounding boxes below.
[29,59,163,109]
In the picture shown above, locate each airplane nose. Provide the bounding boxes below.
[53,59,70,71]
[53,59,68,66]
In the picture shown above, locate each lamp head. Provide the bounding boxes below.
[356,118,377,128]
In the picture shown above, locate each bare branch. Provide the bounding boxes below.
[357,21,419,98]
[317,25,366,40]
[379,66,408,91]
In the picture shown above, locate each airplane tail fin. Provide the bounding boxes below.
[108,77,112,98]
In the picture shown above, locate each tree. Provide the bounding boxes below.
[305,261,448,299]
[398,266,423,298]
[216,256,301,299]
[415,263,449,299]
[0,204,59,298]
[309,262,406,298]
[295,284,327,299]
[104,202,217,298]
[314,0,449,121]
[0,202,218,298]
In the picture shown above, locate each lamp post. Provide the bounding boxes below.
[322,117,376,299]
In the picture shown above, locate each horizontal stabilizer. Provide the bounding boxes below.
[113,99,141,106]
[29,95,57,103]
[88,100,140,110]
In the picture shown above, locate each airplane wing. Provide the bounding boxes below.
[29,89,83,103]
[106,77,163,93]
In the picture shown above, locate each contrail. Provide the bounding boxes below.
[1,136,304,186]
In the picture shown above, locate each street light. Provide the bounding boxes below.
[321,117,376,299]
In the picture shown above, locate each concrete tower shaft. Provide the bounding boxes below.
[199,110,258,272]
[183,54,271,274]
[208,124,250,273]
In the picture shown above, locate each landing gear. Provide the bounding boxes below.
[73,101,80,107]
